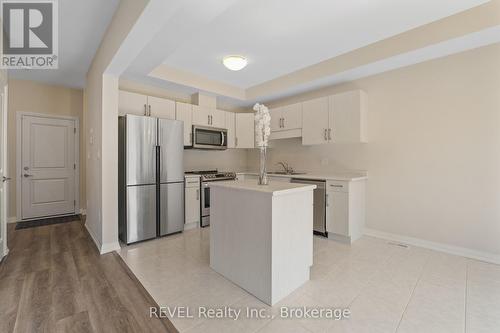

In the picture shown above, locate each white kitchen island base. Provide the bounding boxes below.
[210,180,315,306]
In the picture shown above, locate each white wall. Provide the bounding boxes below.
[248,43,500,257]
[85,0,149,253]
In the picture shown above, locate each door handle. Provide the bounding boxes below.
[324,129,328,141]
[221,132,225,146]
[2,176,11,182]
[328,128,332,140]
[23,174,33,178]
[282,118,285,128]
[144,104,147,116]
[149,105,152,116]
[196,189,200,200]
[326,194,329,207]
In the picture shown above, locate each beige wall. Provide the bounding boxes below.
[248,43,500,257]
[7,79,85,220]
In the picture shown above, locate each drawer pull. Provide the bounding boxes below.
[330,185,344,188]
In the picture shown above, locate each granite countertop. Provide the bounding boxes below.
[235,171,368,182]
[209,180,316,196]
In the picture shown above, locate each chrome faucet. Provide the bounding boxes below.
[277,161,294,174]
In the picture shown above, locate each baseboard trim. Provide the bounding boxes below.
[364,228,500,265]
[84,223,120,255]
[100,241,121,255]
[84,222,102,252]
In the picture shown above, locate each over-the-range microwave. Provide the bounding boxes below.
[189,125,228,150]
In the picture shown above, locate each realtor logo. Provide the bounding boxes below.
[1,0,58,69]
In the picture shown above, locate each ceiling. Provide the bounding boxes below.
[120,0,497,106]
[160,0,489,88]
[8,0,120,88]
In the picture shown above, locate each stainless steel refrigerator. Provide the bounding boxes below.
[119,114,184,244]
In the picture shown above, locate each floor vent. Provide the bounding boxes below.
[388,241,410,249]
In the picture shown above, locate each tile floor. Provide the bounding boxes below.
[119,228,500,333]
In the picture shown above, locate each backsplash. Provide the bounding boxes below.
[184,149,248,172]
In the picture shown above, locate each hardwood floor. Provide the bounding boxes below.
[0,219,177,333]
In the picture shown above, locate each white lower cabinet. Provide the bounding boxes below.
[185,176,200,229]
[326,180,365,243]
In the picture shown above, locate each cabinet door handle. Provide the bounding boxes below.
[235,137,238,147]
[144,104,147,116]
[326,194,329,207]
[330,184,343,188]
[196,189,200,200]
[324,129,328,141]
[282,118,285,128]
[149,105,152,116]
[328,128,332,140]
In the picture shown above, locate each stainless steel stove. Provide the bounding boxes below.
[185,170,237,227]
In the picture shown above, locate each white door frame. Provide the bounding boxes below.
[16,112,80,221]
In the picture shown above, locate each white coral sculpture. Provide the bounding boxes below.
[253,103,271,148]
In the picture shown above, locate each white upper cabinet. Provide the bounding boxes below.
[212,109,226,128]
[302,97,329,145]
[192,105,225,128]
[329,90,367,143]
[302,90,367,145]
[119,90,148,116]
[225,112,236,148]
[270,103,302,132]
[235,113,255,149]
[192,105,211,126]
[270,107,282,132]
[176,102,193,146]
[118,90,177,120]
[148,96,176,119]
[281,103,302,131]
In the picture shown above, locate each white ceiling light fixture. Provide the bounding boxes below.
[223,55,248,71]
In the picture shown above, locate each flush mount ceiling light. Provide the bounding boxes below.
[222,55,248,71]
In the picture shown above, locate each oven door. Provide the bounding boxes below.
[201,182,210,221]
[193,126,227,150]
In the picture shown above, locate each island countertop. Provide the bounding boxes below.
[234,171,367,182]
[209,180,316,196]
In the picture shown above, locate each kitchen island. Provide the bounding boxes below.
[209,180,316,305]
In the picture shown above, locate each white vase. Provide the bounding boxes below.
[259,147,269,185]
[258,146,268,185]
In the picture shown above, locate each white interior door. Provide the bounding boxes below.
[21,115,76,219]
[0,89,7,258]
